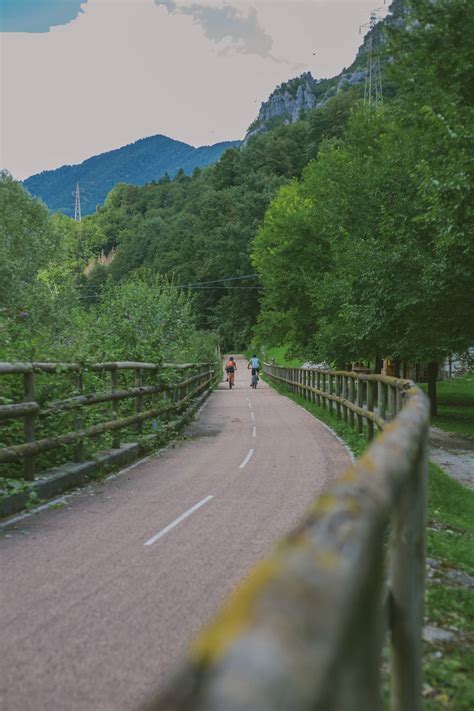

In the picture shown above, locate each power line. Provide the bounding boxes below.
[177,274,258,288]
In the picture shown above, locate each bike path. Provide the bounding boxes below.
[0,358,350,711]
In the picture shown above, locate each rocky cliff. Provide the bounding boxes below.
[246,0,407,139]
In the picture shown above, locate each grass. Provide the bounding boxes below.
[263,372,474,710]
[424,466,474,709]
[420,374,474,439]
[258,345,304,368]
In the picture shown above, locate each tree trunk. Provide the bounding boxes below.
[394,358,401,378]
[374,356,383,375]
[427,362,438,418]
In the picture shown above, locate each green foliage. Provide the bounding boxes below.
[0,171,85,361]
[86,120,316,349]
[87,274,216,363]
[0,175,217,367]
[258,345,303,368]
[253,0,474,369]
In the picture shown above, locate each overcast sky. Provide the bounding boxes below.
[0,0,387,180]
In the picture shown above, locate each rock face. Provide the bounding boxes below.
[246,72,321,138]
[245,69,366,139]
[258,72,318,123]
[245,0,409,140]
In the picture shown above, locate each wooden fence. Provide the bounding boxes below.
[144,362,429,711]
[0,360,218,481]
[264,362,411,441]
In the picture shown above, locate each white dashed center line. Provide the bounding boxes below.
[144,496,214,546]
[239,448,254,470]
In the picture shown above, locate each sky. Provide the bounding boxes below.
[0,0,388,179]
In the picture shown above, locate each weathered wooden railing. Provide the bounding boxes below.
[144,363,429,711]
[0,360,218,481]
[265,362,410,441]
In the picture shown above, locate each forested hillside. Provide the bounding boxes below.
[2,0,473,412]
[23,135,241,217]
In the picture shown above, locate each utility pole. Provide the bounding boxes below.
[74,182,82,222]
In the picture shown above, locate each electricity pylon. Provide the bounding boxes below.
[361,6,385,113]
[74,182,82,222]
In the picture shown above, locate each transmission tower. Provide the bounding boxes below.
[361,7,385,112]
[74,182,82,222]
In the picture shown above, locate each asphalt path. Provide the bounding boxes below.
[0,358,351,711]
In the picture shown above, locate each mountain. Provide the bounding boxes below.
[23,135,241,217]
[245,70,365,139]
[245,0,406,139]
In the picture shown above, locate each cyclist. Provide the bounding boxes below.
[225,356,237,388]
[248,354,260,387]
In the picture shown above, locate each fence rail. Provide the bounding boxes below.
[264,363,412,439]
[0,360,218,481]
[145,362,429,711]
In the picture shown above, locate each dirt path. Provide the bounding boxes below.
[0,358,350,711]
[429,427,474,491]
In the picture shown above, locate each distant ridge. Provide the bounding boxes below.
[23,134,241,217]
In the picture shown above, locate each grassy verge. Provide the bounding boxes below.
[264,375,474,710]
[264,375,367,458]
[420,374,474,439]
[424,464,474,709]
[258,345,304,368]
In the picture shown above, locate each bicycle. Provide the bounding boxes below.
[250,370,259,389]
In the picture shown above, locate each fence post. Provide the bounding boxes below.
[322,372,327,410]
[110,369,120,448]
[135,368,143,435]
[341,375,348,423]
[347,377,355,427]
[367,380,375,442]
[388,384,396,420]
[356,377,364,433]
[73,369,84,462]
[335,375,341,419]
[23,370,35,480]
[378,381,387,423]
[389,436,428,711]
[328,374,334,416]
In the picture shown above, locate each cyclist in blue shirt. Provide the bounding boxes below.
[248,354,261,386]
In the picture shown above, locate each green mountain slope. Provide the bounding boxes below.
[23,134,241,217]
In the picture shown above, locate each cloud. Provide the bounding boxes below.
[0,0,88,33]
[156,1,273,57]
